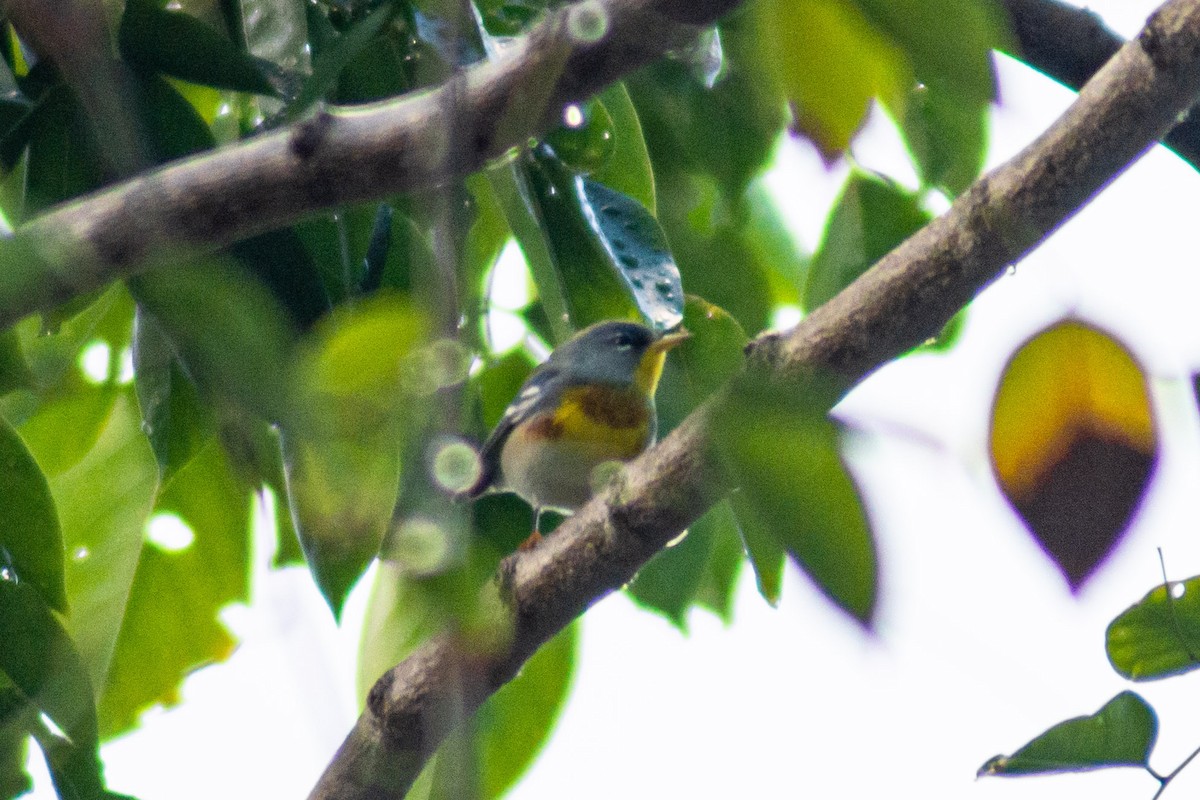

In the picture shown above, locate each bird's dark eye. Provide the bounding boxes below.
[612,333,634,350]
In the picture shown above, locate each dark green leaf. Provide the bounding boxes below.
[6,86,106,212]
[0,415,66,611]
[288,5,394,118]
[0,329,33,395]
[132,310,216,483]
[979,692,1157,776]
[130,258,300,426]
[230,228,333,330]
[626,17,785,198]
[0,578,101,797]
[98,442,250,738]
[804,171,931,311]
[717,377,877,623]
[134,73,217,163]
[119,0,277,95]
[1107,575,1200,681]
[0,690,33,800]
[629,500,741,629]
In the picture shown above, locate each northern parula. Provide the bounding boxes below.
[463,320,690,543]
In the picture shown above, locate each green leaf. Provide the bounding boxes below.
[692,500,746,623]
[0,578,97,767]
[626,18,785,198]
[54,395,159,694]
[5,85,105,212]
[523,145,683,330]
[979,692,1157,776]
[0,580,115,800]
[0,329,32,395]
[119,0,277,95]
[729,491,784,607]
[470,622,578,798]
[132,310,216,483]
[852,0,1008,105]
[287,5,394,118]
[98,441,251,738]
[628,500,742,629]
[901,83,988,196]
[411,621,578,800]
[130,258,299,427]
[0,415,66,611]
[716,377,877,623]
[134,73,217,163]
[590,83,655,213]
[1107,575,1200,681]
[674,296,747,402]
[285,297,429,617]
[651,171,779,334]
[754,0,911,159]
[804,170,932,311]
[0,691,33,800]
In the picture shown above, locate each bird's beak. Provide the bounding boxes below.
[650,328,691,356]
[635,328,690,395]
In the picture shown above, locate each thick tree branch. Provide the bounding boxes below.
[1000,0,1200,168]
[0,0,740,327]
[308,1,1200,798]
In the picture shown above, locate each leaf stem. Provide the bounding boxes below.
[1149,741,1200,799]
[1157,548,1200,665]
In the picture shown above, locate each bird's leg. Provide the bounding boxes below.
[518,506,545,551]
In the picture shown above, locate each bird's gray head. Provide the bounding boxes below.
[549,321,661,387]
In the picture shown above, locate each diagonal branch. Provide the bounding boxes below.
[309,0,1200,798]
[999,0,1200,169]
[0,0,741,327]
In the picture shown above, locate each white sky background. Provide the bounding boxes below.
[26,0,1200,797]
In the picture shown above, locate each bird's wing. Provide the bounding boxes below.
[463,365,563,499]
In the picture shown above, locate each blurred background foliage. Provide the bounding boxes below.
[0,0,1179,798]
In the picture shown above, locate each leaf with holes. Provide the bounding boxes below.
[991,321,1156,590]
[98,442,251,737]
[979,692,1157,776]
[1107,575,1200,681]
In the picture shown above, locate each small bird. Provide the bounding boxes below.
[463,320,690,546]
